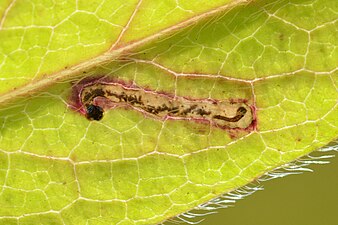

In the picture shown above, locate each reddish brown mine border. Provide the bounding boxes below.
[68,76,257,133]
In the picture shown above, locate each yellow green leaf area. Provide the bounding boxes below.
[0,0,337,225]
[0,0,240,94]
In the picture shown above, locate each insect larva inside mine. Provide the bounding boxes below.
[80,82,253,129]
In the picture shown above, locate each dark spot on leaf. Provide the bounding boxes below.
[86,104,104,121]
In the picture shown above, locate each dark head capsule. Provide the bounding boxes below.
[86,104,104,121]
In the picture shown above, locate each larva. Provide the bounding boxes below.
[78,81,253,129]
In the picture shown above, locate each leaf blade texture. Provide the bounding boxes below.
[0,0,337,224]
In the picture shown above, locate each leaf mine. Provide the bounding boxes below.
[70,77,254,130]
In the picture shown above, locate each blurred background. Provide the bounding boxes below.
[197,146,338,225]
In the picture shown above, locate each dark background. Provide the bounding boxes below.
[197,149,338,225]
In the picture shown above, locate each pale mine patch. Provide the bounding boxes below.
[81,82,253,129]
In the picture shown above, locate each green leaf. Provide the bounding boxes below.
[0,0,337,224]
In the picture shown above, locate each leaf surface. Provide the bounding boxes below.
[0,0,337,224]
